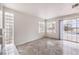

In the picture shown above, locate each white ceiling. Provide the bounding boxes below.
[3,3,79,19]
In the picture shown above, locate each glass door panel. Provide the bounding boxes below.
[66,20,72,41]
[77,18,79,42]
[71,19,76,42]
[62,20,69,40]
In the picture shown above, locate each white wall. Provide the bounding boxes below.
[14,11,44,45]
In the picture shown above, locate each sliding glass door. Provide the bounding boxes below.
[60,18,79,42]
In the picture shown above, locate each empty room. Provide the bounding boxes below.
[0,3,79,55]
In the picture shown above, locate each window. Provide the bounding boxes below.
[47,21,56,33]
[4,12,14,44]
[39,21,45,33]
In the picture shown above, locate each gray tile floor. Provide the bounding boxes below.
[16,38,79,55]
